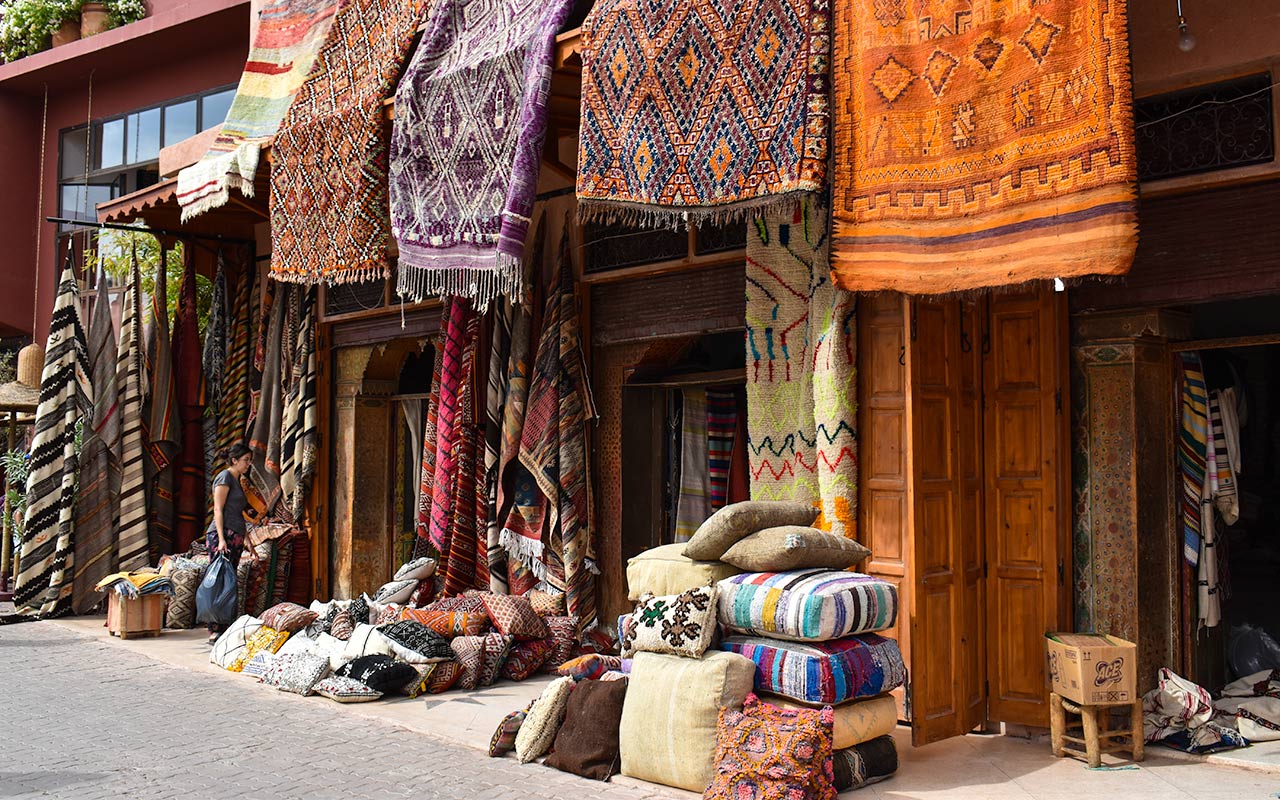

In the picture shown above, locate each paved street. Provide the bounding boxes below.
[0,622,677,800]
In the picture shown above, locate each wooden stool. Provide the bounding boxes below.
[1049,693,1145,768]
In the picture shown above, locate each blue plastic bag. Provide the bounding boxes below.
[195,553,237,625]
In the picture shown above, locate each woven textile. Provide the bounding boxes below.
[830,0,1137,292]
[484,293,516,594]
[144,250,179,561]
[398,607,490,638]
[412,340,443,560]
[428,300,473,553]
[746,200,857,538]
[390,0,575,310]
[577,0,830,225]
[831,736,898,792]
[270,0,425,285]
[176,0,339,220]
[772,694,897,750]
[706,389,737,511]
[674,389,710,541]
[479,592,550,640]
[172,256,206,554]
[704,694,836,800]
[115,253,150,571]
[722,634,906,705]
[248,286,287,514]
[441,314,484,596]
[717,569,898,642]
[14,259,92,618]
[217,260,253,466]
[202,258,228,524]
[72,269,121,614]
[1178,353,1208,567]
[280,288,318,518]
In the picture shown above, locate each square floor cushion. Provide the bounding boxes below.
[402,660,463,698]
[502,638,555,681]
[719,526,870,572]
[394,556,437,581]
[479,632,515,687]
[398,607,489,638]
[720,634,906,705]
[717,569,898,642]
[542,615,579,671]
[260,602,320,633]
[625,543,742,602]
[621,585,718,659]
[338,654,419,695]
[703,694,836,800]
[262,652,331,696]
[334,623,396,671]
[545,678,629,780]
[527,590,565,616]
[314,675,382,703]
[489,702,534,757]
[515,676,575,763]
[210,615,264,670]
[683,501,817,561]
[229,626,291,673]
[377,619,455,663]
[451,635,486,690]
[832,735,899,792]
[769,694,898,750]
[619,651,756,793]
[374,579,418,605]
[478,593,550,641]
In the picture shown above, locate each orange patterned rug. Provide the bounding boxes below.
[831,0,1137,293]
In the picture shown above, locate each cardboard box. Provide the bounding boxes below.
[1045,632,1137,706]
[106,593,167,638]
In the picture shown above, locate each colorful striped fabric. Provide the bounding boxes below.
[217,261,253,461]
[674,389,711,542]
[717,569,898,642]
[412,341,442,560]
[720,634,906,705]
[705,388,737,511]
[115,251,150,571]
[1178,353,1208,566]
[172,255,206,555]
[144,248,179,561]
[428,298,475,555]
[832,735,898,793]
[176,0,339,220]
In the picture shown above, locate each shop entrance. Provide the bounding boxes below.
[859,284,1072,744]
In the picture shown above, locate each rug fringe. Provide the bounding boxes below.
[499,527,547,580]
[576,192,811,230]
[395,261,523,313]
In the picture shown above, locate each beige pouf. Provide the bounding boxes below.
[625,543,741,602]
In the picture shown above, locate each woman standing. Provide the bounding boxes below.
[207,443,254,643]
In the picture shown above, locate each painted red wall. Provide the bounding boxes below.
[0,93,41,338]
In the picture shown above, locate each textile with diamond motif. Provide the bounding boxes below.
[830,0,1137,293]
[576,0,829,226]
[270,0,426,285]
[390,0,575,311]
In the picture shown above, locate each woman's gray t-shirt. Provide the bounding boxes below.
[208,469,249,534]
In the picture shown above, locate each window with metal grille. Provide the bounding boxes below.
[325,278,387,317]
[1136,72,1274,182]
[583,221,747,274]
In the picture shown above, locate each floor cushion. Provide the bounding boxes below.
[329,608,356,640]
[165,568,202,629]
[621,586,718,659]
[717,569,898,642]
[228,625,290,673]
[489,703,533,757]
[479,593,550,640]
[558,654,622,681]
[335,624,396,671]
[683,501,817,561]
[426,595,488,613]
[720,526,870,572]
[451,635,486,690]
[260,602,320,633]
[703,693,836,800]
[402,660,460,698]
[375,579,418,604]
[378,619,455,663]
[398,607,489,638]
[625,543,741,602]
[314,675,382,703]
[423,660,463,694]
[395,556,437,581]
[619,650,757,793]
[210,615,264,670]
[721,635,906,705]
[527,589,564,616]
[479,632,514,687]
[770,694,898,750]
[545,677,629,780]
[832,735,899,792]
[347,595,370,625]
[502,638,554,681]
[338,654,418,695]
[542,615,579,670]
[515,676,575,763]
[276,632,318,657]
[262,652,331,696]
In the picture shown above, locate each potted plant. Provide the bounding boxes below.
[0,0,60,61]
[105,0,145,28]
[79,0,107,36]
[51,0,82,46]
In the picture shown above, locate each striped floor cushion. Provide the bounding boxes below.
[721,634,906,705]
[717,569,897,641]
[833,735,898,792]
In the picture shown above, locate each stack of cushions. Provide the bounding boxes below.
[625,543,741,601]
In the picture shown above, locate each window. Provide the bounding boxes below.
[164,99,197,146]
[201,88,235,131]
[127,107,161,164]
[97,118,124,170]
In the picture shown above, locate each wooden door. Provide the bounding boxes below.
[905,297,985,744]
[983,287,1069,728]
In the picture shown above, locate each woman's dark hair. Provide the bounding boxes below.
[222,443,252,463]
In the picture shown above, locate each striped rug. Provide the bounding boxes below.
[72,267,121,614]
[115,251,150,571]
[1178,352,1208,566]
[280,287,318,519]
[705,388,737,511]
[217,259,253,460]
[172,255,206,554]
[14,258,92,618]
[248,284,288,515]
[674,389,711,542]
[143,249,180,562]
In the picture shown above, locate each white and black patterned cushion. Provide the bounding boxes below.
[338,654,419,695]
[375,579,417,604]
[210,615,264,669]
[378,620,455,663]
[394,557,437,581]
[314,675,382,703]
[348,596,370,625]
[262,652,332,695]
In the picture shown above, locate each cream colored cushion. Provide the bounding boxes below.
[515,676,575,763]
[683,500,817,560]
[209,615,263,669]
[626,543,741,602]
[770,694,898,750]
[720,525,870,571]
[618,650,756,792]
[334,623,395,671]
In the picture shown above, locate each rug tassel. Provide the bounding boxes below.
[499,527,547,580]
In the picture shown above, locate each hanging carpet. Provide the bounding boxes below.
[705,387,737,512]
[249,284,288,515]
[390,0,576,311]
[1178,352,1208,568]
[143,249,180,562]
[269,0,427,285]
[673,389,710,542]
[176,0,339,220]
[483,295,515,594]
[202,256,229,524]
[441,313,484,597]
[829,0,1137,293]
[172,255,206,555]
[746,198,858,538]
[72,267,121,614]
[115,251,150,571]
[412,340,443,561]
[14,256,92,618]
[217,258,253,465]
[576,0,830,226]
[280,288,318,519]
[427,298,477,555]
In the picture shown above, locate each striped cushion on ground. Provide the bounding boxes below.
[720,634,906,705]
[717,570,897,642]
[832,735,898,792]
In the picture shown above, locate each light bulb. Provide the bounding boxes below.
[1177,22,1197,52]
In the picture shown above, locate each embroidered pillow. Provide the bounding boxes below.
[348,596,370,625]
[262,652,331,696]
[375,579,418,604]
[704,694,836,800]
[545,678,629,780]
[336,623,396,670]
[558,654,623,682]
[276,632,318,657]
[479,593,550,641]
[338,654,419,695]
[543,615,579,670]
[261,602,320,633]
[242,652,277,680]
[424,659,464,694]
[229,625,290,672]
[503,639,555,681]
[395,556,437,581]
[408,579,436,607]
[720,526,871,572]
[489,703,533,757]
[402,660,461,698]
[621,586,718,659]
[398,607,489,638]
[527,590,565,616]
[210,615,263,669]
[165,568,201,629]
[329,609,356,640]
[378,620,455,663]
[479,632,515,687]
[450,635,486,691]
[684,501,818,560]
[426,595,487,614]
[314,675,382,702]
[515,676,576,763]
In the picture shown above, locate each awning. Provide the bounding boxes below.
[96,171,267,241]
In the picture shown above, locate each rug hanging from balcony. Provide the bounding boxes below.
[746,198,858,539]
[176,0,340,221]
[116,252,150,572]
[270,0,427,285]
[829,0,1137,293]
[576,0,830,226]
[144,249,179,562]
[280,289,318,519]
[172,255,206,555]
[72,267,121,615]
[14,257,91,618]
[390,0,574,311]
